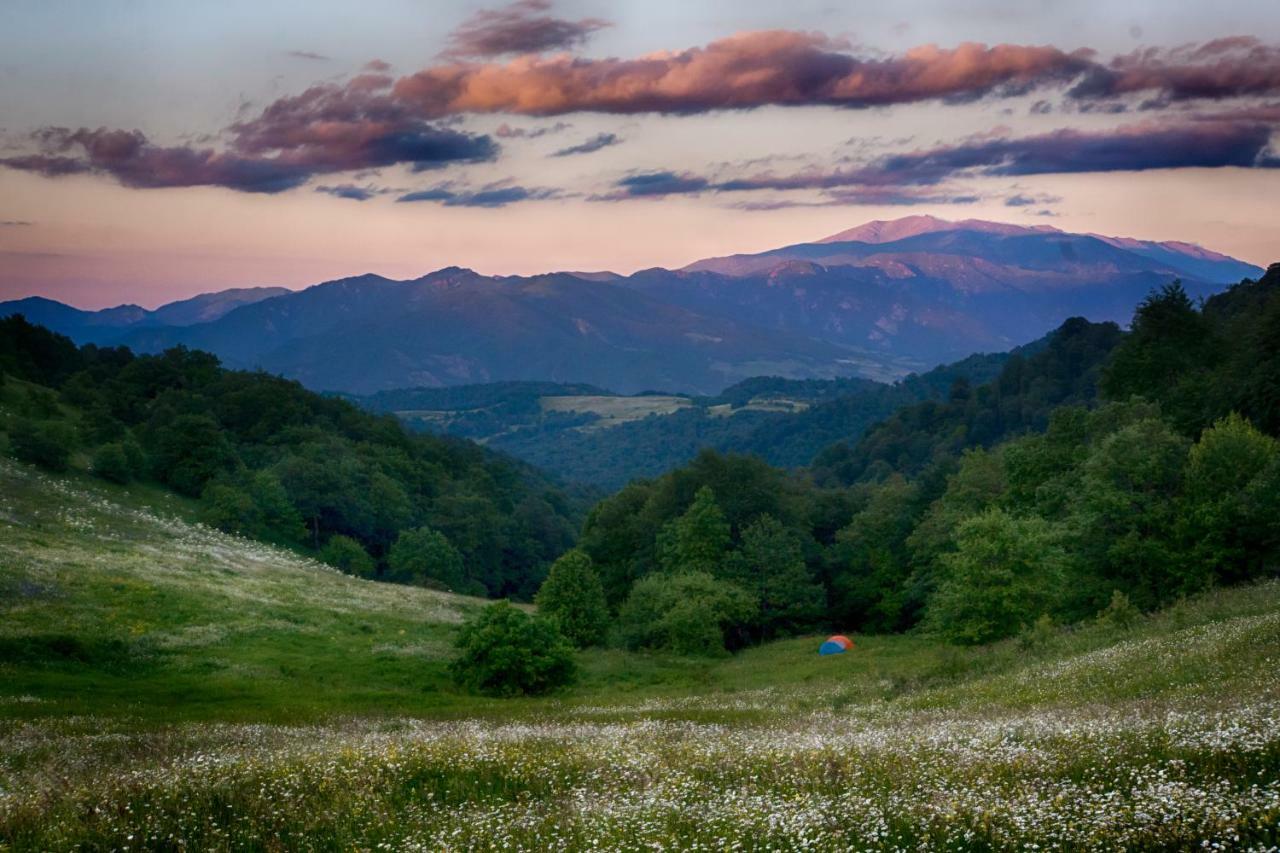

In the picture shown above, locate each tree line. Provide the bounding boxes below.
[0,318,581,599]
[540,266,1280,657]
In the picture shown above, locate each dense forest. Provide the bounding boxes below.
[0,318,582,599]
[568,265,1280,652]
[360,350,1012,489]
[5,265,1279,653]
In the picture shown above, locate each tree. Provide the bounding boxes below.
[148,413,237,496]
[1075,418,1191,609]
[449,600,576,696]
[728,515,824,638]
[318,535,375,577]
[831,475,920,632]
[389,526,466,590]
[1181,413,1280,584]
[1102,282,1219,432]
[535,549,609,647]
[617,572,756,655]
[8,417,75,472]
[925,508,1067,645]
[656,486,731,575]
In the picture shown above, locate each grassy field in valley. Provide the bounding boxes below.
[1,458,1279,849]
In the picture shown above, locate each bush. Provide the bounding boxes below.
[9,417,75,472]
[449,600,576,696]
[318,535,376,577]
[91,442,134,484]
[617,571,756,655]
[1096,590,1142,631]
[388,526,465,589]
[535,549,609,647]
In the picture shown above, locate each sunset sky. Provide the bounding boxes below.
[2,0,1279,309]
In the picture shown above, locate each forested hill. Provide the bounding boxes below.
[0,317,583,599]
[355,349,1012,490]
[811,316,1125,485]
[578,265,1280,652]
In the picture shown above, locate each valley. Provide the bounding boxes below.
[2,458,1280,849]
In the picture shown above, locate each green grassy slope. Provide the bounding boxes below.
[2,460,1279,848]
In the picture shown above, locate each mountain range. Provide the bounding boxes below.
[0,216,1261,395]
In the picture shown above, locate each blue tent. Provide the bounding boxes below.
[818,640,846,655]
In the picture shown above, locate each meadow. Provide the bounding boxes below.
[2,458,1279,850]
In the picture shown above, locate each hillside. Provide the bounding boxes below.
[0,459,482,718]
[354,350,1011,489]
[0,317,583,599]
[1,217,1259,396]
[3,457,1280,849]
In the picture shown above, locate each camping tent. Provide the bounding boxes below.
[818,635,854,655]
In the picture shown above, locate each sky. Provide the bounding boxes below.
[1,0,1279,309]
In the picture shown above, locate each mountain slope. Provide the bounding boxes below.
[1,218,1260,396]
[0,286,289,344]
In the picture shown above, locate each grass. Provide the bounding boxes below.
[2,458,1279,849]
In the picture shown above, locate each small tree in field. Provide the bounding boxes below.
[389,526,465,589]
[449,601,576,696]
[535,549,609,647]
[319,534,375,577]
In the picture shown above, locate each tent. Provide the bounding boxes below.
[818,634,854,655]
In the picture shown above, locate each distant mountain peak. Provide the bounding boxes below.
[818,215,1060,245]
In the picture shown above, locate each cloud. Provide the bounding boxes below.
[1005,190,1062,210]
[0,82,499,193]
[443,0,611,59]
[1070,37,1280,102]
[397,32,1096,116]
[551,132,620,156]
[287,50,331,62]
[315,183,396,201]
[0,128,314,193]
[495,121,571,138]
[227,83,497,172]
[397,181,562,206]
[730,188,980,210]
[862,119,1278,183]
[595,116,1279,202]
[596,171,712,199]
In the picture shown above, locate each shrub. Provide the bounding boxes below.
[617,571,756,655]
[388,526,465,590]
[535,549,609,647]
[1096,590,1142,631]
[9,417,75,472]
[318,535,376,577]
[91,442,134,484]
[449,600,576,696]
